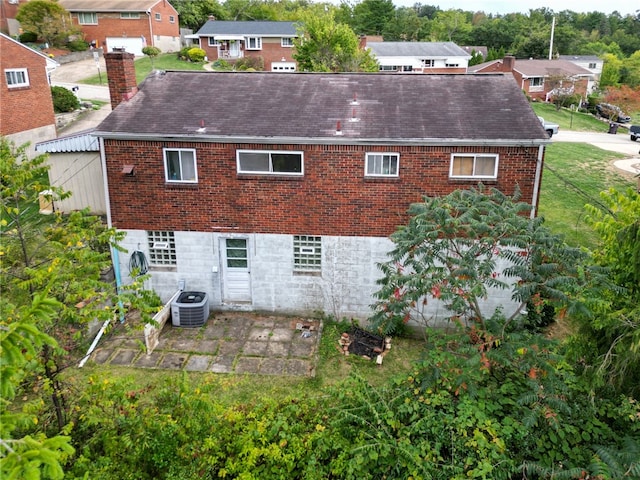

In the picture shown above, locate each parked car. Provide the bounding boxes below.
[630,125,640,142]
[595,103,632,123]
[538,116,559,137]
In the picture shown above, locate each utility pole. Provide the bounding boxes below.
[549,16,555,60]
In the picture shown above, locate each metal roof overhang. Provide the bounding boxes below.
[213,35,246,41]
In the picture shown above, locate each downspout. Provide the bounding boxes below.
[79,137,120,367]
[530,144,545,218]
[147,9,153,47]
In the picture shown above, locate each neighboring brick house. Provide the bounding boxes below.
[363,40,471,73]
[58,0,180,56]
[94,51,550,321]
[191,20,298,71]
[1,32,58,156]
[0,0,25,36]
[470,55,592,101]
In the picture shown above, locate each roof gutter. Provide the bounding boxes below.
[92,132,550,148]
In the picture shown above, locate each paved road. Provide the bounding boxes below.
[51,58,110,102]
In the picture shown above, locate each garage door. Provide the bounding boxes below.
[106,37,144,56]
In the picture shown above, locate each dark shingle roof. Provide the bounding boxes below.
[367,42,471,58]
[195,21,298,37]
[95,72,548,144]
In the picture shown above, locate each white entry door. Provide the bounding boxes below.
[221,238,251,303]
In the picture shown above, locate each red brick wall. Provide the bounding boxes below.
[104,140,541,236]
[70,0,178,49]
[201,37,295,69]
[0,36,55,136]
[104,50,137,110]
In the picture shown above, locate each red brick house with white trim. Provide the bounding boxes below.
[1,33,58,156]
[94,51,550,321]
[58,0,180,56]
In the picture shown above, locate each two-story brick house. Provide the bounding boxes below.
[94,51,549,321]
[191,20,298,71]
[58,0,180,56]
[1,32,58,156]
[470,56,592,102]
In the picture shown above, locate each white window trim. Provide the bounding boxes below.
[169,15,175,23]
[281,37,294,47]
[245,36,262,50]
[449,153,499,180]
[163,148,198,183]
[365,152,400,177]
[208,37,217,46]
[78,12,98,25]
[236,150,304,176]
[120,12,140,19]
[5,68,29,88]
[155,12,161,21]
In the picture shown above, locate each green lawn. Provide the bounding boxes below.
[530,102,612,133]
[81,53,207,85]
[538,142,633,248]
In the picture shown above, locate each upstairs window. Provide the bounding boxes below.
[164,148,197,183]
[5,69,29,88]
[155,12,161,21]
[450,154,498,179]
[588,62,596,69]
[281,37,294,47]
[237,150,303,175]
[78,12,97,24]
[120,12,140,19]
[293,235,321,272]
[365,153,399,177]
[246,37,262,50]
[147,231,176,266]
[169,15,175,23]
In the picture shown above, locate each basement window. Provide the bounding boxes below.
[147,231,176,266]
[293,235,321,272]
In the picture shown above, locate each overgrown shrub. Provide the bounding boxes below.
[235,56,264,71]
[211,59,231,70]
[66,39,89,52]
[19,31,38,43]
[51,86,80,113]
[186,47,206,62]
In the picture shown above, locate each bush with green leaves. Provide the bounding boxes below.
[66,39,88,52]
[186,47,206,62]
[235,56,264,71]
[51,86,80,113]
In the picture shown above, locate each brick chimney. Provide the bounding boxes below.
[502,55,515,72]
[104,48,138,110]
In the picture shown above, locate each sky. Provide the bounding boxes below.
[387,0,640,16]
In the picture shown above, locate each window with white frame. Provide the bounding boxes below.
[120,12,140,19]
[281,37,294,47]
[293,235,321,272]
[147,231,177,266]
[246,37,262,50]
[208,37,218,46]
[588,62,596,69]
[169,15,175,23]
[237,150,303,175]
[421,59,435,68]
[5,69,29,88]
[445,62,459,67]
[78,12,97,24]
[155,12,161,21]
[529,77,544,91]
[164,148,197,183]
[450,154,498,179]
[365,153,399,177]
[379,65,398,71]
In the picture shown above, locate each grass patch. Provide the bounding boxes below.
[80,53,207,85]
[538,142,633,247]
[530,102,612,133]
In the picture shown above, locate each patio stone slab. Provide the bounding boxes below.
[135,351,162,368]
[235,356,262,374]
[266,341,289,357]
[218,340,244,355]
[290,340,316,358]
[202,323,226,339]
[158,352,187,369]
[284,359,313,376]
[210,354,235,373]
[270,327,294,342]
[110,349,138,366]
[260,357,287,375]
[196,340,218,354]
[92,348,114,364]
[185,355,213,371]
[243,341,268,356]
[171,338,199,352]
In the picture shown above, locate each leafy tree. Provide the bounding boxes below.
[1,138,157,433]
[369,186,601,336]
[171,0,226,30]
[620,50,640,88]
[600,52,623,88]
[142,46,161,70]
[293,8,378,72]
[467,48,484,66]
[603,85,640,119]
[15,0,78,47]
[429,9,472,43]
[381,7,426,41]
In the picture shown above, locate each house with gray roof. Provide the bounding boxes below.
[364,41,471,73]
[191,19,298,71]
[470,56,593,101]
[94,50,550,323]
[559,55,603,93]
